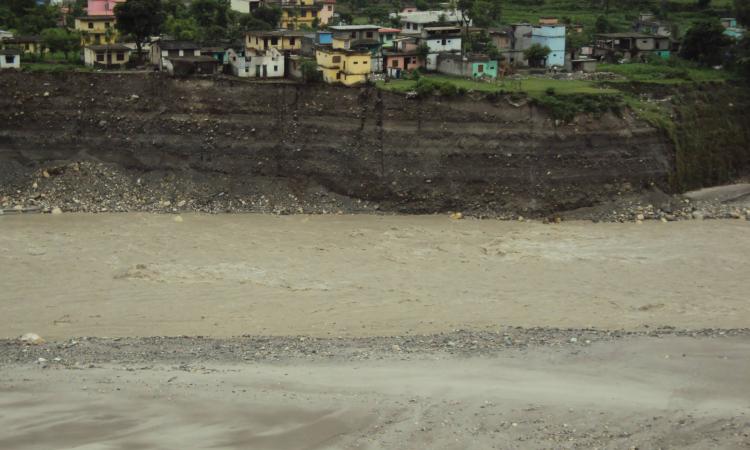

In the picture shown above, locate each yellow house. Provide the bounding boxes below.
[75,16,119,46]
[280,0,333,30]
[245,30,304,53]
[315,35,370,86]
[0,36,48,54]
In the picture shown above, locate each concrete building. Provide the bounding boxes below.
[164,56,221,76]
[230,0,261,13]
[399,10,469,36]
[279,0,335,30]
[0,48,21,70]
[421,26,462,70]
[228,47,285,78]
[83,44,131,67]
[316,33,371,86]
[379,28,401,48]
[328,25,382,72]
[246,30,305,54]
[382,37,423,78]
[75,16,118,46]
[0,36,47,54]
[437,53,498,79]
[594,33,671,61]
[150,40,201,70]
[531,24,565,67]
[86,0,125,16]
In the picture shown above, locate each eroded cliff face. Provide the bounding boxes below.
[0,72,672,215]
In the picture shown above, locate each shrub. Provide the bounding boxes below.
[545,87,556,96]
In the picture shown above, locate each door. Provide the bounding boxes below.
[262,64,267,77]
[255,64,261,77]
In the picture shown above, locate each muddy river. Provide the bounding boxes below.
[1,213,748,338]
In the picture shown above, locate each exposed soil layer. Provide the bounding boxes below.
[0,72,674,216]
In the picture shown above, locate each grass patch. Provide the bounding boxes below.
[22,63,93,73]
[376,74,619,98]
[599,62,734,84]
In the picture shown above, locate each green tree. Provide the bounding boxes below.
[165,16,201,40]
[115,0,165,62]
[41,28,79,59]
[524,43,550,67]
[736,0,750,26]
[300,59,322,82]
[697,0,711,9]
[470,0,502,28]
[253,5,281,28]
[595,15,613,33]
[417,42,430,63]
[680,20,732,65]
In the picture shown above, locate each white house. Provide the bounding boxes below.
[0,48,20,70]
[0,29,13,40]
[399,10,469,36]
[227,47,284,78]
[531,24,566,67]
[421,26,461,70]
[230,0,260,13]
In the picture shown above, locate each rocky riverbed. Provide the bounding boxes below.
[2,161,750,222]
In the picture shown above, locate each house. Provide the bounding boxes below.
[633,13,672,37]
[246,30,305,54]
[421,26,462,70]
[0,36,47,54]
[201,46,229,64]
[399,10,470,36]
[720,19,745,39]
[531,24,565,67]
[301,30,332,56]
[721,18,738,28]
[328,25,382,71]
[150,40,201,70]
[75,16,118,46]
[488,28,511,50]
[382,37,424,78]
[279,0,335,30]
[164,55,221,76]
[497,23,533,66]
[86,0,125,16]
[227,47,285,78]
[539,17,559,25]
[379,28,401,48]
[230,0,261,13]
[594,32,671,61]
[0,49,21,70]
[437,53,498,79]
[569,58,597,73]
[315,32,371,86]
[83,44,131,67]
[0,30,13,40]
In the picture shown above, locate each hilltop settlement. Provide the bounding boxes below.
[1,0,748,84]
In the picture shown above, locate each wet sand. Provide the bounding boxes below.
[1,213,749,338]
[1,336,749,449]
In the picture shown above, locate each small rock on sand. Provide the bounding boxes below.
[51,207,63,215]
[20,333,46,345]
[174,215,183,223]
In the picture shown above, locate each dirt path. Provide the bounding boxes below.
[1,335,749,449]
[1,213,749,338]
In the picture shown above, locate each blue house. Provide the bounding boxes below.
[317,31,332,45]
[531,24,566,67]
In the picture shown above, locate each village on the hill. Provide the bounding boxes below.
[0,0,748,86]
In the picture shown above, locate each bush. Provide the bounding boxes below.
[545,87,556,96]
[300,59,322,83]
[535,94,623,122]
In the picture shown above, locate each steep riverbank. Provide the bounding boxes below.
[0,71,675,217]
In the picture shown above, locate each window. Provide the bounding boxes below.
[116,52,124,61]
[442,39,446,45]
[350,32,356,38]
[366,31,373,38]
[96,53,104,62]
[327,5,332,10]
[410,57,416,64]
[5,55,15,64]
[105,22,110,28]
[289,37,295,45]
[274,65,278,71]
[477,64,484,73]
[88,22,93,29]
[353,61,358,64]
[336,71,341,79]
[271,37,278,45]
[391,59,398,67]
[332,55,341,63]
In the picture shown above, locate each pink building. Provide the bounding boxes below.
[87,0,125,16]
